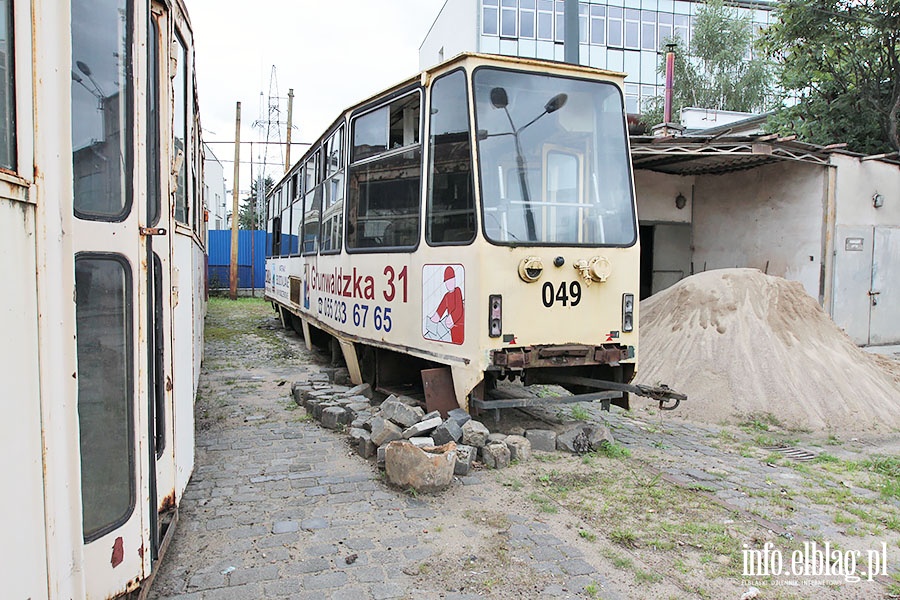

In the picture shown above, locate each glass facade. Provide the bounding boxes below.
[478,0,774,114]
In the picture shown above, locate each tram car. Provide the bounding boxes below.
[265,53,682,414]
[1,0,206,597]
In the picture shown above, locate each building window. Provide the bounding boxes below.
[625,83,639,114]
[579,3,588,42]
[537,0,553,40]
[674,14,689,44]
[658,12,673,48]
[590,5,605,45]
[555,0,564,42]
[483,0,499,35]
[519,0,535,38]
[607,6,623,47]
[501,0,517,37]
[641,11,656,51]
[0,0,15,171]
[624,9,640,49]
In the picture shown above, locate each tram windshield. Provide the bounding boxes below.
[473,68,635,246]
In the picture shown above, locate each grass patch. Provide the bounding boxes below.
[578,529,597,542]
[568,405,590,421]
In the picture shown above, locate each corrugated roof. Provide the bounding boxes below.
[629,134,836,175]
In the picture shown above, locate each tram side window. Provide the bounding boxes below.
[279,188,292,256]
[267,194,281,257]
[72,0,132,220]
[427,70,475,246]
[1,0,16,171]
[347,92,421,250]
[173,35,188,223]
[320,126,345,253]
[302,150,322,255]
[290,187,302,254]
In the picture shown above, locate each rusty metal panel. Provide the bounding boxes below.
[421,367,458,418]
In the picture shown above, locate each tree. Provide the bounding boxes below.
[238,175,274,230]
[642,0,771,126]
[762,0,900,154]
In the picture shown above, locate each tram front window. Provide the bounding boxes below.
[473,68,636,246]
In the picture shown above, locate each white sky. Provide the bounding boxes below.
[185,0,446,195]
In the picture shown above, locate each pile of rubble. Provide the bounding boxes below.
[291,377,613,492]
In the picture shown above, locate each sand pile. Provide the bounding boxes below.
[635,268,900,433]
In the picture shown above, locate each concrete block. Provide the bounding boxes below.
[402,416,443,439]
[447,408,471,427]
[480,442,511,469]
[505,435,532,462]
[453,444,476,476]
[370,416,403,446]
[358,435,377,459]
[525,429,557,452]
[421,410,442,422]
[431,419,463,446]
[461,419,490,448]
[381,399,426,428]
[343,383,373,399]
[321,406,347,430]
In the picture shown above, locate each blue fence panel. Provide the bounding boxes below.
[207,230,267,289]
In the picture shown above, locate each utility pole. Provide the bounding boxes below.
[229,102,241,300]
[285,88,294,172]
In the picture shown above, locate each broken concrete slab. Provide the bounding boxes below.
[384,441,456,493]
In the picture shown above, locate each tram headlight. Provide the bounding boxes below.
[489,294,502,337]
[622,293,634,332]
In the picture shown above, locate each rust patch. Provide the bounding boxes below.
[159,490,176,511]
[111,536,124,567]
[137,544,144,558]
[165,375,173,391]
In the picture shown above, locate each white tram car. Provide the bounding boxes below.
[266,53,681,414]
[1,0,206,597]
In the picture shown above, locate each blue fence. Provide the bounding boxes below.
[207,230,267,289]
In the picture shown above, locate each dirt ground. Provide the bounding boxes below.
[186,296,900,600]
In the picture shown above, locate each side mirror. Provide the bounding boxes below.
[490,87,509,109]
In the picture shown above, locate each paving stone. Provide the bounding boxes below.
[370,417,403,446]
[461,419,490,447]
[505,435,532,462]
[453,444,476,476]
[321,406,348,429]
[402,416,443,438]
[272,520,299,534]
[525,428,557,452]
[381,398,426,428]
[431,418,463,445]
[447,408,472,427]
[480,442,511,469]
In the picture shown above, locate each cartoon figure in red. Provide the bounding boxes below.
[429,266,465,344]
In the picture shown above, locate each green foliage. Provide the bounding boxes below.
[642,0,772,125]
[761,0,900,153]
[238,175,275,230]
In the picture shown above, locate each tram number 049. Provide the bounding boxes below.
[541,281,582,307]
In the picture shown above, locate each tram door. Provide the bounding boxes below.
[70,0,162,594]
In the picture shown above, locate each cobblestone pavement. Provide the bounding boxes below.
[149,299,900,599]
[147,302,625,600]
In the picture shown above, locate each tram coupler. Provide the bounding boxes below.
[550,375,686,411]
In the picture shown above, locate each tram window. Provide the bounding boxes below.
[72,0,132,220]
[325,126,343,177]
[473,68,636,246]
[147,17,160,225]
[173,35,188,223]
[280,189,291,256]
[427,70,475,246]
[0,0,15,170]
[289,191,302,254]
[75,254,135,541]
[348,92,421,250]
[304,151,319,192]
[302,184,321,255]
[320,172,344,253]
